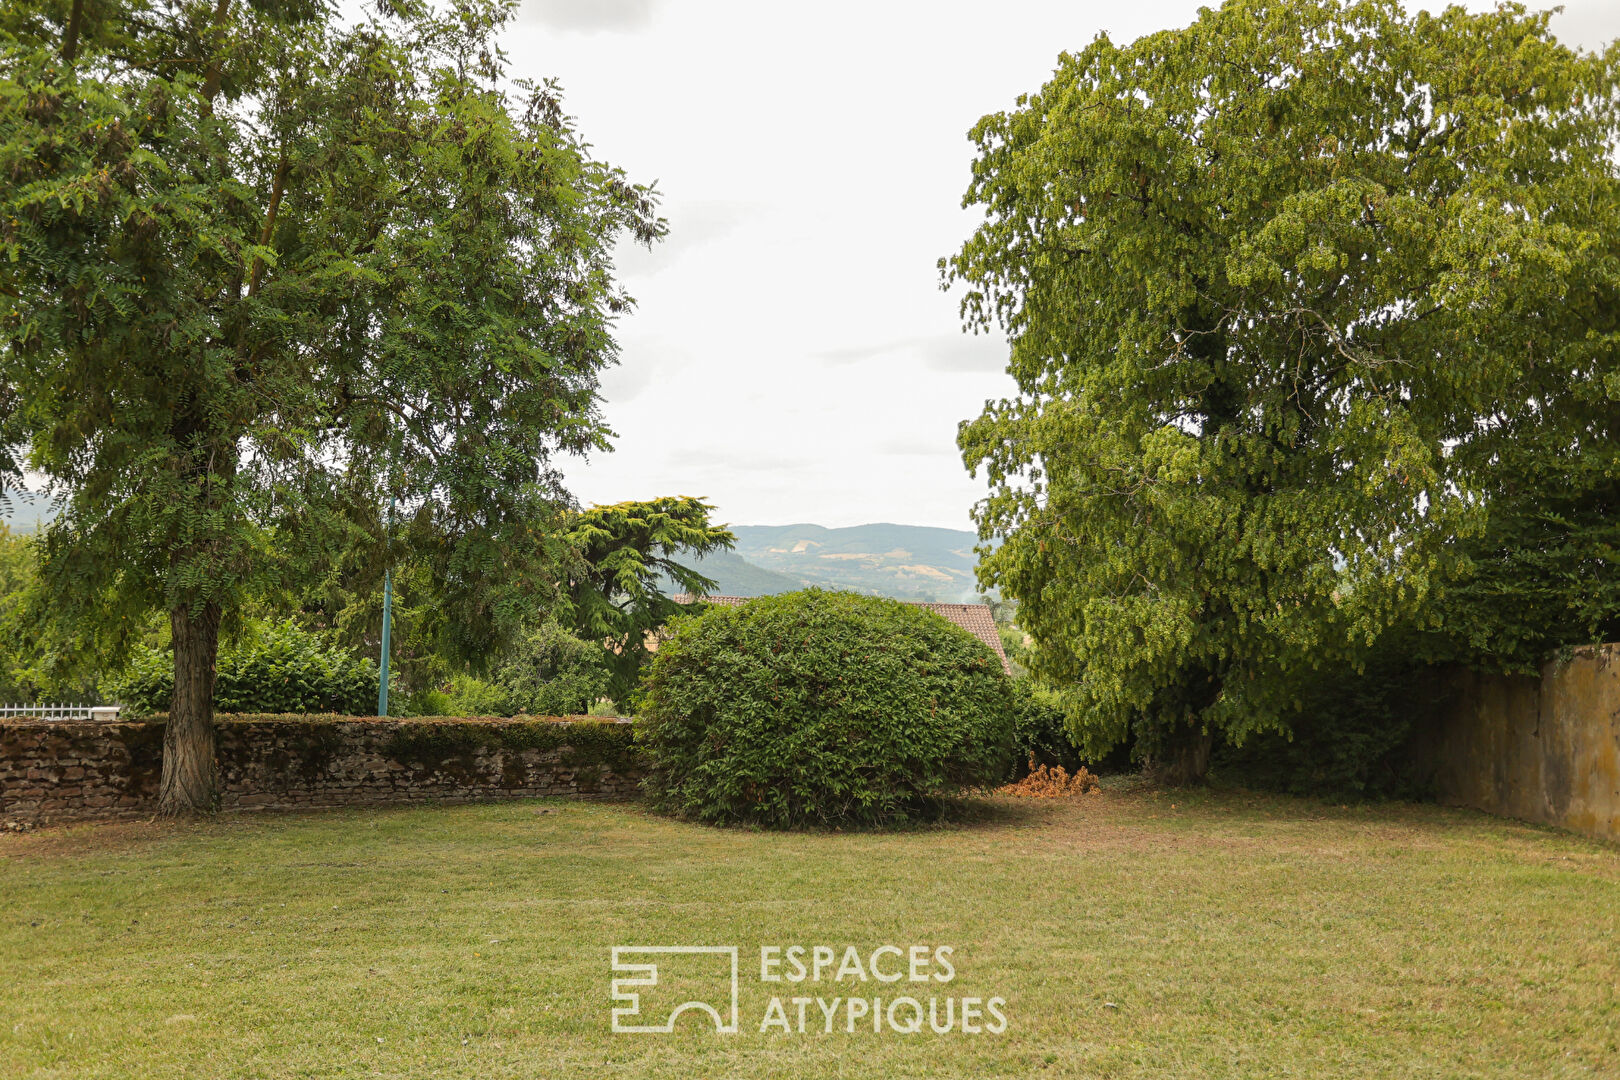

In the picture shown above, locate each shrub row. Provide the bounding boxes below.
[377,716,638,773]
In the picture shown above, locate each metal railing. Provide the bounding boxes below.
[0,703,121,721]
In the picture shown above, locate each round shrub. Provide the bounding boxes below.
[637,589,1016,827]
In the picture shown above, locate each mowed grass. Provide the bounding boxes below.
[0,786,1616,1079]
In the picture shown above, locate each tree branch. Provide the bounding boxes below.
[199,0,233,114]
[247,152,289,297]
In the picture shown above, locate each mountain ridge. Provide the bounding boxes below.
[694,522,988,602]
[6,494,990,603]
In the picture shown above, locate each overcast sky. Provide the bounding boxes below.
[508,0,1618,531]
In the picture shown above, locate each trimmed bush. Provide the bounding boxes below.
[637,589,1016,827]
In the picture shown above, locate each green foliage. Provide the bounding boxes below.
[564,497,734,704]
[378,716,636,774]
[979,593,1031,678]
[947,0,1620,774]
[637,589,1016,828]
[1215,636,1441,799]
[388,622,614,717]
[108,710,638,774]
[494,620,612,717]
[110,653,171,716]
[400,675,512,720]
[0,523,112,702]
[997,623,1030,678]
[0,0,663,804]
[1009,678,1083,777]
[1428,456,1620,672]
[115,621,376,716]
[0,524,52,702]
[448,677,513,719]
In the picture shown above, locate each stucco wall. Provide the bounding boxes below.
[1429,645,1620,843]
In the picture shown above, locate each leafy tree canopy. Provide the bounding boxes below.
[0,524,117,702]
[0,0,662,809]
[563,496,734,704]
[946,0,1620,779]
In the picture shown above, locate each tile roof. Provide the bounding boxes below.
[671,594,1013,675]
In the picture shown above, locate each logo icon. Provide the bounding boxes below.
[610,946,740,1034]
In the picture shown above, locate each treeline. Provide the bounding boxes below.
[0,497,731,719]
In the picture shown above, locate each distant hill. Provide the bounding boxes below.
[1,494,989,603]
[723,523,986,602]
[677,547,806,597]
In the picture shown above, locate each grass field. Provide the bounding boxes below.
[1,786,1616,1079]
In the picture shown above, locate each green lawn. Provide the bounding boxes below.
[1,786,1616,1079]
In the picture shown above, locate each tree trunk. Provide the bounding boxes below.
[1153,726,1213,787]
[61,0,85,62]
[159,602,222,815]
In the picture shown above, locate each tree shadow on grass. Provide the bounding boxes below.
[901,794,1051,833]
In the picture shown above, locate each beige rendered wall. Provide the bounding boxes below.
[1430,645,1620,843]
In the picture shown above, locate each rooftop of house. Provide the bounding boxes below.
[671,594,1012,675]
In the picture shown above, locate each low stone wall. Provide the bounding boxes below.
[1427,645,1620,844]
[0,714,641,827]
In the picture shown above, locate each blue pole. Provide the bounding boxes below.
[377,567,392,717]
[378,494,394,717]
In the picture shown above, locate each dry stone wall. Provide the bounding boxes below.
[0,714,641,827]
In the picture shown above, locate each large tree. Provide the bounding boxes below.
[0,0,662,810]
[947,0,1620,781]
[563,496,734,705]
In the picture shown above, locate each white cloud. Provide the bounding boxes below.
[520,0,659,33]
[1548,0,1620,52]
[596,333,685,405]
[813,340,908,367]
[614,199,757,279]
[814,334,1007,375]
[877,434,949,457]
[920,334,1009,375]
